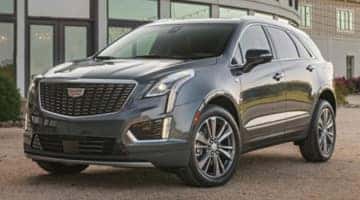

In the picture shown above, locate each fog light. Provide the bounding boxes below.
[128,117,172,141]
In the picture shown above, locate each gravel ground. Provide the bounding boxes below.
[0,99,359,200]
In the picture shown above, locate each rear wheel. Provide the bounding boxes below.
[177,105,241,187]
[36,161,88,174]
[299,100,336,162]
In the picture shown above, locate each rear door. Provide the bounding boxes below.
[238,25,287,142]
[266,27,315,135]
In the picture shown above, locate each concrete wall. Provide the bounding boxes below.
[312,36,360,77]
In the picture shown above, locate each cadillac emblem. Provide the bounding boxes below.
[67,88,85,98]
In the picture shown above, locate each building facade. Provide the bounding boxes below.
[0,0,300,96]
[299,0,360,79]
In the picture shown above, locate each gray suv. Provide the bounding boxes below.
[25,17,336,187]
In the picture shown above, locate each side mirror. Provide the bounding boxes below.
[243,49,273,72]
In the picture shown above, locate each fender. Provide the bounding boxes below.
[197,90,240,113]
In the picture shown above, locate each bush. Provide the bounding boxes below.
[334,79,348,105]
[0,73,21,121]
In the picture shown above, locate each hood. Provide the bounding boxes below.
[43,59,189,81]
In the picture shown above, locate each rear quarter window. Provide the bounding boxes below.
[267,27,299,60]
[296,31,323,59]
[289,32,312,59]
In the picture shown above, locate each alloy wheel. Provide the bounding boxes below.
[317,108,335,157]
[194,116,236,178]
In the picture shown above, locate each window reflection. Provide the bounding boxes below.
[0,22,15,81]
[30,25,54,77]
[108,27,132,44]
[65,26,87,61]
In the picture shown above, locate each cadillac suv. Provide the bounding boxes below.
[25,17,336,187]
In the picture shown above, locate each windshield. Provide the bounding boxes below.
[97,23,236,60]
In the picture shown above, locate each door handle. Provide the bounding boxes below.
[273,72,285,81]
[306,65,315,72]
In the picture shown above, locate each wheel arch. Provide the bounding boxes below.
[318,88,337,114]
[198,90,241,127]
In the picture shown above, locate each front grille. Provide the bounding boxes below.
[39,81,136,116]
[34,135,115,155]
[129,119,163,140]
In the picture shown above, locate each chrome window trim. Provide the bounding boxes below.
[37,78,138,119]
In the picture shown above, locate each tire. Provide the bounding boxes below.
[299,100,336,162]
[36,161,89,175]
[177,105,241,187]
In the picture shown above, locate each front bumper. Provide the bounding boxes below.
[24,92,202,168]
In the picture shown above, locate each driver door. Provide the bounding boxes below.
[237,25,287,142]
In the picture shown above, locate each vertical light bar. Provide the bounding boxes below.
[161,117,172,139]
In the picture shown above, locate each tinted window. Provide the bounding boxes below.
[240,25,271,63]
[289,33,312,59]
[298,32,322,59]
[267,27,298,59]
[98,24,236,59]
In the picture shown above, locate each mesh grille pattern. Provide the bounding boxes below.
[39,82,135,116]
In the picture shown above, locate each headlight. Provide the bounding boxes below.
[145,69,195,97]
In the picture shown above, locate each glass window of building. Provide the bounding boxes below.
[28,0,90,19]
[254,12,273,20]
[299,5,312,28]
[0,22,15,81]
[108,0,158,21]
[346,55,355,79]
[0,0,14,14]
[171,2,210,19]
[219,7,247,18]
[278,17,290,24]
[30,25,54,77]
[337,9,354,32]
[65,26,88,61]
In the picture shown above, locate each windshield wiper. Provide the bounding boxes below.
[94,56,119,60]
[129,55,185,59]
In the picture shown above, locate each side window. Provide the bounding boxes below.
[239,25,271,63]
[289,33,312,59]
[267,27,299,59]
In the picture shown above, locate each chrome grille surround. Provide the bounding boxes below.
[38,79,137,118]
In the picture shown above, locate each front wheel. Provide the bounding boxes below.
[299,100,336,162]
[177,105,241,187]
[36,161,89,175]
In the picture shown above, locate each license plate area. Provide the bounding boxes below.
[62,140,79,154]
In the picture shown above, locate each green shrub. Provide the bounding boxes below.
[0,73,21,121]
[335,82,348,105]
